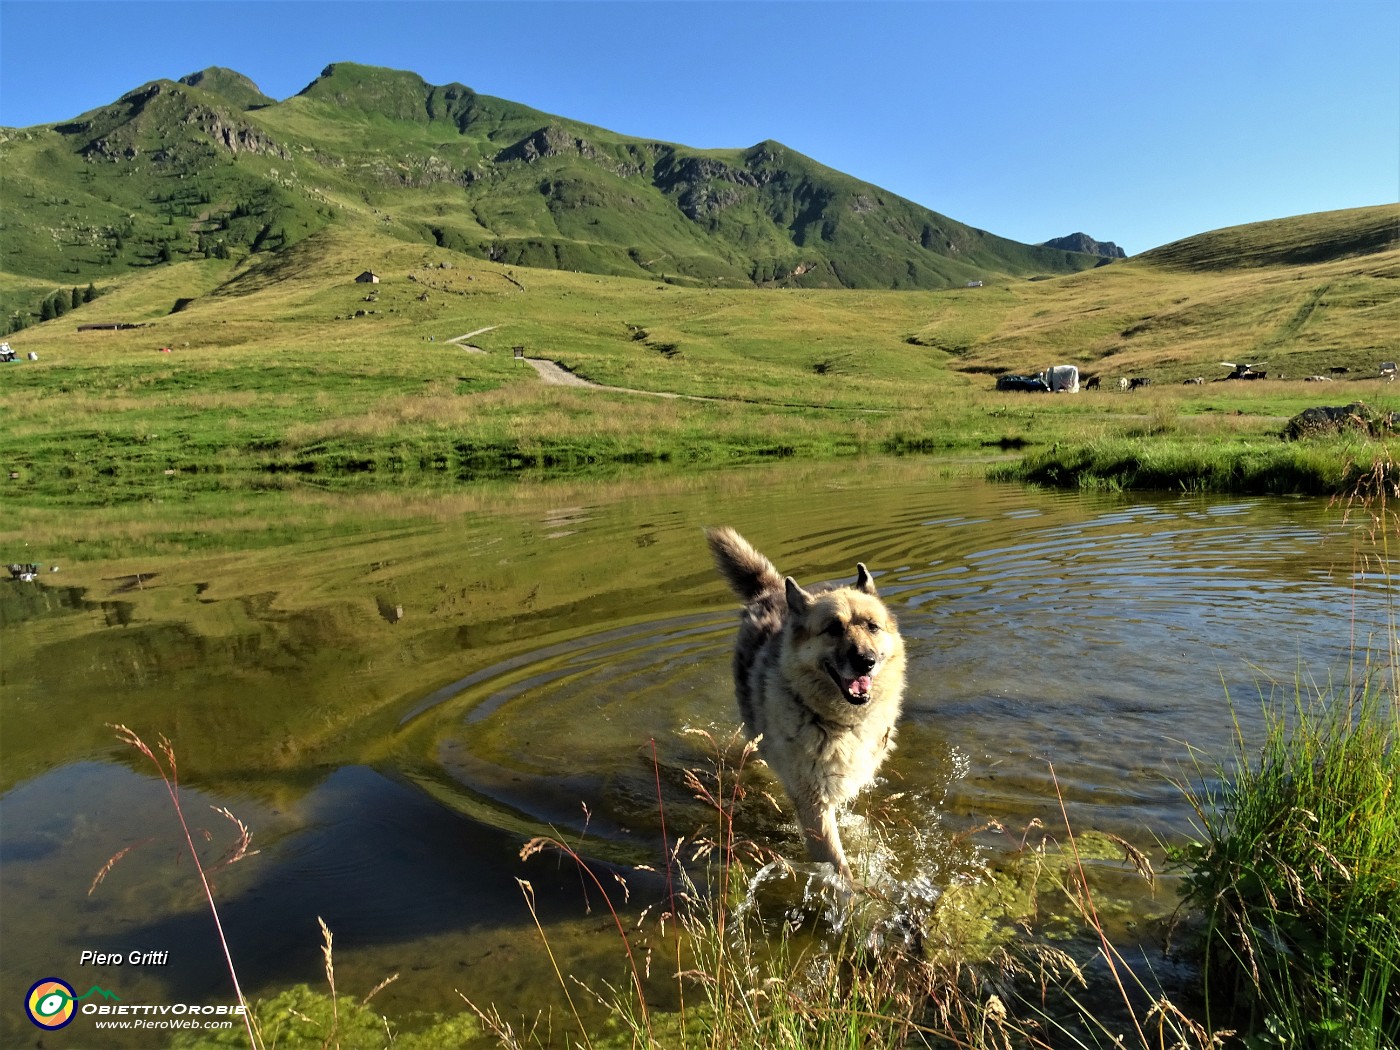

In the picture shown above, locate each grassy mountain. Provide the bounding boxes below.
[0,61,1100,330]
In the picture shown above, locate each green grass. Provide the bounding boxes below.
[1174,676,1399,1047]
[0,206,1395,510]
[1140,205,1400,270]
[990,433,1394,496]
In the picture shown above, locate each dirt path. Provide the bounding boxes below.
[449,328,859,409]
[521,358,721,401]
[447,327,703,398]
[522,358,603,389]
[447,326,499,353]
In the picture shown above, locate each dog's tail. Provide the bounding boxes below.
[705,526,784,602]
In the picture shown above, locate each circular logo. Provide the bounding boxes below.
[26,978,77,1030]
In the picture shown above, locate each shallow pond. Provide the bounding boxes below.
[2,458,1394,1045]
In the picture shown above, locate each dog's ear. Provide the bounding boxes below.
[784,576,811,615]
[855,563,878,596]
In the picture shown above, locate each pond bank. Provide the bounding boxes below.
[991,432,1396,497]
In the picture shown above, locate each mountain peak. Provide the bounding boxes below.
[294,62,497,129]
[1040,233,1127,259]
[178,67,273,109]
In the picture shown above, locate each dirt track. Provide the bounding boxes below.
[449,327,700,397]
[521,358,706,399]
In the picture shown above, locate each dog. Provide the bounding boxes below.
[705,526,906,881]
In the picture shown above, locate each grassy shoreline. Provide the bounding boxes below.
[990,432,1396,497]
[3,377,1394,507]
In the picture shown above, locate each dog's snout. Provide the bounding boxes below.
[851,649,877,674]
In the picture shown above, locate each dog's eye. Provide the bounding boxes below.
[865,621,881,633]
[824,620,844,636]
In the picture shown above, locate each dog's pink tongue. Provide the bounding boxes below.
[850,675,873,697]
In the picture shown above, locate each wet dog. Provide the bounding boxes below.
[705,526,906,881]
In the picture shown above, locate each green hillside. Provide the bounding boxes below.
[909,203,1400,383]
[0,61,1098,333]
[1138,205,1399,270]
[0,60,1393,506]
[0,201,1394,508]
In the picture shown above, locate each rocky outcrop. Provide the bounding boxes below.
[495,125,600,165]
[184,107,289,158]
[1041,233,1127,258]
[69,82,290,163]
[652,153,771,220]
[1284,401,1396,439]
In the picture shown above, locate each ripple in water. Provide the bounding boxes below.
[401,486,1393,895]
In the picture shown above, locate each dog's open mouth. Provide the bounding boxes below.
[825,663,873,704]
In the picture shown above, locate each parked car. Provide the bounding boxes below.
[996,373,1050,392]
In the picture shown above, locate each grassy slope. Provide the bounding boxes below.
[912,204,1400,384]
[0,204,1395,508]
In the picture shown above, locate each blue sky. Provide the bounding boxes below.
[1,1,1396,254]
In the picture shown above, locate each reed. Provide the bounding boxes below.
[91,725,263,1050]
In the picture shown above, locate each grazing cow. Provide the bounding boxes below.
[1128,377,1152,391]
[1182,377,1204,385]
[1224,364,1266,380]
[1118,377,1130,392]
[1085,375,1101,390]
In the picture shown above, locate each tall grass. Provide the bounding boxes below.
[91,725,263,1050]
[991,432,1391,496]
[1173,676,1399,1046]
[493,728,1232,1050]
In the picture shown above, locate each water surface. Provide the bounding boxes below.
[2,460,1393,1044]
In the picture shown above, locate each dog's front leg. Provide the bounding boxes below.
[795,799,851,883]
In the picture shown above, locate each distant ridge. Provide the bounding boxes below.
[1040,233,1126,259]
